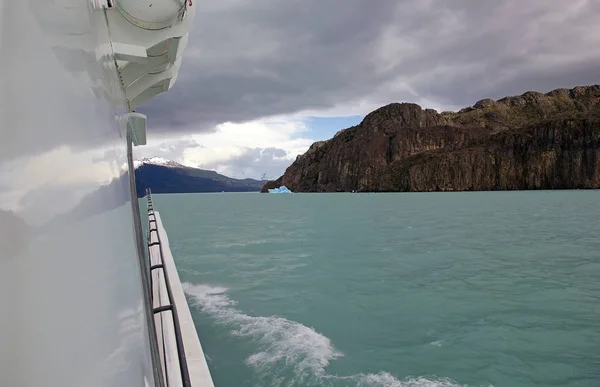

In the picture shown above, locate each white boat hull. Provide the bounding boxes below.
[0,1,200,386]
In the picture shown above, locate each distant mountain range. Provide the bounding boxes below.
[132,157,264,196]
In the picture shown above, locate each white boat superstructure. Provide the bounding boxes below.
[0,1,212,386]
[96,0,195,142]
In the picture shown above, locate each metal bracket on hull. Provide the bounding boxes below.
[153,305,173,314]
[112,42,148,63]
[127,112,147,146]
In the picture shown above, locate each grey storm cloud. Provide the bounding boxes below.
[139,0,600,132]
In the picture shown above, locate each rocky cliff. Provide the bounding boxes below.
[378,118,600,191]
[263,85,600,192]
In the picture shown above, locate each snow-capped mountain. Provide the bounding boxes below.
[117,156,266,196]
[121,156,186,171]
[133,156,185,169]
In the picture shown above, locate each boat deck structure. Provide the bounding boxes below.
[146,193,214,387]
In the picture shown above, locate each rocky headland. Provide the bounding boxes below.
[262,85,600,192]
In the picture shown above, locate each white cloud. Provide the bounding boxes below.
[16,146,117,189]
[136,117,315,179]
[0,146,121,217]
[186,118,314,178]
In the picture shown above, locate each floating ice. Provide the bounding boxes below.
[268,186,292,194]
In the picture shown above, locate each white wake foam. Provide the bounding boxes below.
[348,373,466,387]
[183,283,466,387]
[182,283,340,376]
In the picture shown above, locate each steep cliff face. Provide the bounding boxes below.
[378,118,600,191]
[276,103,491,192]
[264,85,600,192]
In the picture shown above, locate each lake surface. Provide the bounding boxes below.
[150,191,600,387]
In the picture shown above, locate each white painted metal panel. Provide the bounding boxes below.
[117,0,188,30]
[0,0,156,386]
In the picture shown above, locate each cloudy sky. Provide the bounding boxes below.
[133,0,600,179]
[2,0,599,223]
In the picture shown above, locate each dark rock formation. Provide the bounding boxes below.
[263,85,600,192]
[260,178,283,193]
[378,118,600,191]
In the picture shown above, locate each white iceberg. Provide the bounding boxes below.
[268,185,293,194]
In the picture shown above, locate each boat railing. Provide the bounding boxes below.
[146,191,192,387]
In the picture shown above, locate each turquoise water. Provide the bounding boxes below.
[151,191,600,387]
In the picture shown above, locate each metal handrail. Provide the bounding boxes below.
[146,190,192,387]
[127,133,165,387]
